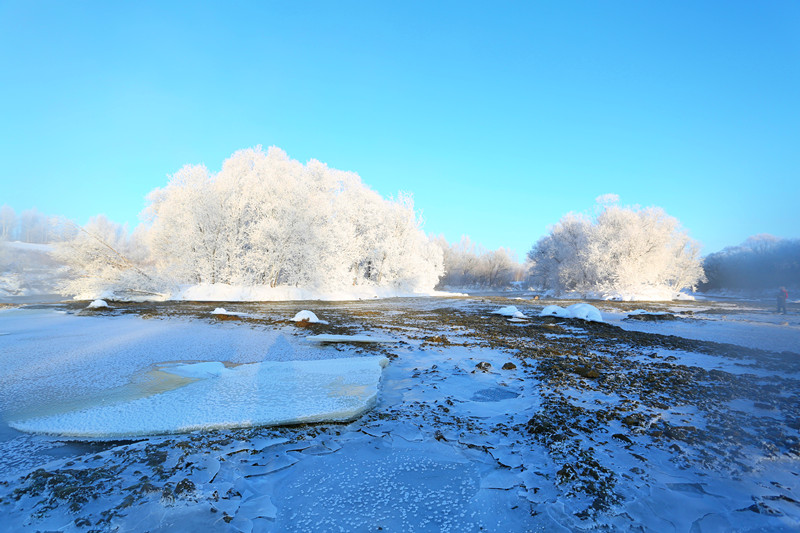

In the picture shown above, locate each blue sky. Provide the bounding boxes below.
[1,1,797,257]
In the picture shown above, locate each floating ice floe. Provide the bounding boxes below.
[292,310,329,324]
[9,356,389,438]
[491,305,528,319]
[87,299,109,309]
[306,334,399,344]
[540,303,603,322]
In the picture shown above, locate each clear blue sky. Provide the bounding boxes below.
[1,1,797,257]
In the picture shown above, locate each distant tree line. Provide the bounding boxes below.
[0,205,77,243]
[432,236,525,289]
[700,235,800,291]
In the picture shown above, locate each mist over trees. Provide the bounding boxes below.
[700,235,800,291]
[433,236,525,289]
[0,205,77,243]
[527,202,705,297]
[56,147,444,298]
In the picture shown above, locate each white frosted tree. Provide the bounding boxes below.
[528,203,704,298]
[141,146,443,293]
[53,215,155,299]
[0,205,16,241]
[527,213,593,292]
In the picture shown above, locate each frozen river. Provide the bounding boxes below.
[1,295,799,531]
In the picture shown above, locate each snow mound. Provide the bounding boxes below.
[491,305,528,319]
[540,303,603,322]
[210,308,249,317]
[567,303,603,322]
[10,356,389,438]
[87,299,109,309]
[292,310,329,325]
[306,334,399,344]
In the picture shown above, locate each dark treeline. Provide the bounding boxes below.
[700,235,800,291]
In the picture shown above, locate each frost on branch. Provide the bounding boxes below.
[53,216,162,300]
[527,204,705,299]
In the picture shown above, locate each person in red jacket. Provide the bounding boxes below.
[777,286,788,314]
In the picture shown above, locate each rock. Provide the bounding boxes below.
[502,362,517,370]
[575,366,600,379]
[612,433,632,444]
[475,362,492,372]
[424,335,450,344]
[624,313,679,322]
[621,414,644,428]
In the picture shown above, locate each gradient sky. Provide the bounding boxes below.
[1,1,797,257]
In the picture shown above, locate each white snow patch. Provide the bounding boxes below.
[491,305,528,319]
[87,299,109,309]
[10,356,389,438]
[209,307,249,316]
[292,310,328,324]
[540,303,603,322]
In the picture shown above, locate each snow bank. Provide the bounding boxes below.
[10,356,389,438]
[491,306,528,319]
[591,286,695,302]
[2,241,55,253]
[538,286,695,302]
[540,303,603,322]
[87,299,109,309]
[172,283,460,302]
[292,310,328,324]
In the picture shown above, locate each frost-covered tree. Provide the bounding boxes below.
[142,146,443,292]
[527,203,704,297]
[19,209,50,243]
[53,216,156,299]
[0,205,16,241]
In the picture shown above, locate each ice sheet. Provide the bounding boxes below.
[10,357,389,438]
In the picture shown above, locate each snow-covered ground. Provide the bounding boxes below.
[1,296,799,531]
